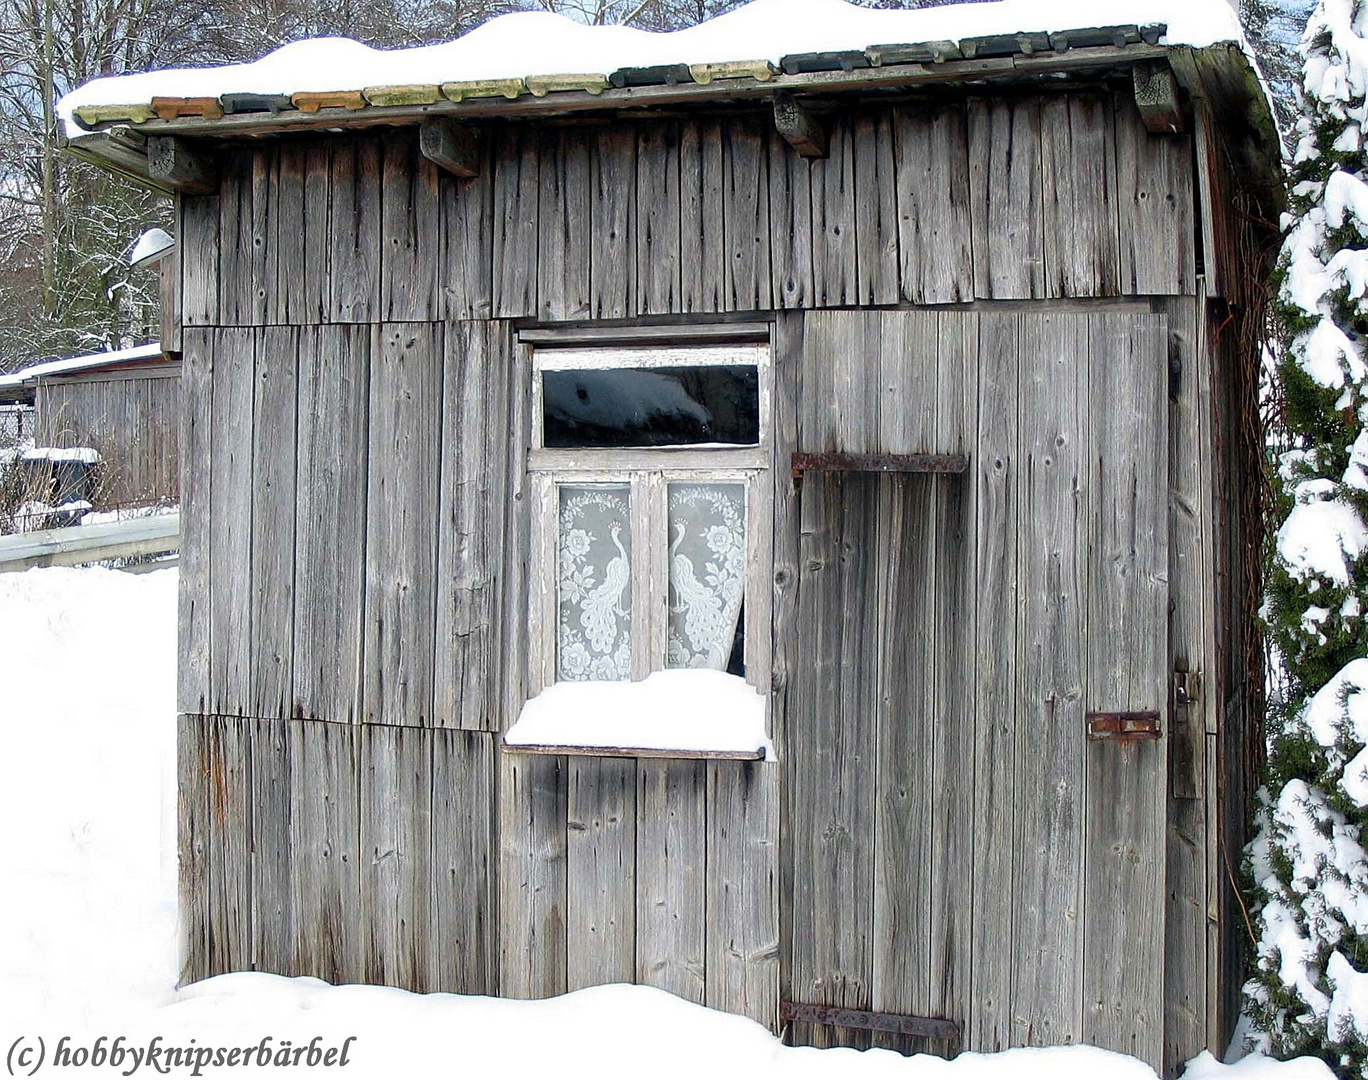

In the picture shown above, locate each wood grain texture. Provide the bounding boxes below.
[250,717,293,974]
[969,313,1019,1052]
[181,192,219,326]
[894,103,972,305]
[498,752,567,999]
[432,729,496,993]
[289,718,362,984]
[636,760,706,1003]
[854,109,900,306]
[810,114,857,308]
[179,330,213,716]
[537,127,592,322]
[767,129,814,310]
[492,127,539,318]
[723,117,772,312]
[1011,313,1087,1048]
[679,119,726,314]
[590,126,635,320]
[208,327,254,717]
[636,122,682,316]
[1041,94,1120,298]
[443,152,494,320]
[1116,97,1196,296]
[250,326,297,719]
[382,130,442,321]
[361,723,434,990]
[969,97,1045,300]
[1080,312,1168,1062]
[328,136,383,322]
[293,325,369,725]
[363,323,442,727]
[566,757,636,989]
[207,714,252,976]
[178,713,212,984]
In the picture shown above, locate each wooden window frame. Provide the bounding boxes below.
[521,340,774,756]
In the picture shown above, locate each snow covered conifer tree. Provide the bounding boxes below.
[1246,1,1368,1072]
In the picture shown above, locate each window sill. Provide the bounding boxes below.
[501,741,766,762]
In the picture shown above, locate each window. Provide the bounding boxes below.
[527,342,772,699]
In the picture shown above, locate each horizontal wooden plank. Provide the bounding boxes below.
[518,322,771,345]
[0,512,179,571]
[504,743,765,761]
[791,452,969,475]
[780,1001,960,1040]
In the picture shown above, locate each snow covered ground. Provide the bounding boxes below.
[0,567,1338,1077]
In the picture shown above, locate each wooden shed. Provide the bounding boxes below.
[64,0,1281,1073]
[0,343,181,509]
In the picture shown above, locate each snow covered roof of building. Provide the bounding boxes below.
[0,343,166,400]
[59,0,1258,132]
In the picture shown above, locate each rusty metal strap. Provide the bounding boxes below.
[790,451,970,477]
[1085,710,1162,741]
[779,1001,960,1040]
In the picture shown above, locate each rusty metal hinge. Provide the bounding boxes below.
[1086,710,1162,741]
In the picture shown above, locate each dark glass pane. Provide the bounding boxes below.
[542,365,759,448]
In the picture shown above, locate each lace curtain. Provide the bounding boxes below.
[557,485,632,681]
[666,482,746,671]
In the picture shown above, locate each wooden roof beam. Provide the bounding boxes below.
[419,118,479,177]
[773,91,828,158]
[1132,59,1184,134]
[147,135,217,194]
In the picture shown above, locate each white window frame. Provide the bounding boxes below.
[527,342,773,704]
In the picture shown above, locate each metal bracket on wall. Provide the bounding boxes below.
[1086,710,1162,741]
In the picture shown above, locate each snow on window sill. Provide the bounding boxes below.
[503,669,773,762]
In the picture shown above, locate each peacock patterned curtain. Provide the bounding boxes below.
[557,484,633,681]
[666,482,746,671]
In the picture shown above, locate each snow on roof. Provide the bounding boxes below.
[0,342,164,392]
[57,0,1248,132]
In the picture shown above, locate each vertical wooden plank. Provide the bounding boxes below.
[178,713,211,985]
[209,327,254,717]
[1041,94,1121,298]
[810,114,857,308]
[1011,312,1087,1048]
[443,150,494,320]
[895,103,972,305]
[970,313,1019,1052]
[1081,313,1168,1063]
[767,130,813,310]
[566,758,636,989]
[969,97,1045,300]
[928,312,979,1055]
[724,117,772,312]
[250,718,292,974]
[294,141,331,324]
[537,128,592,322]
[218,151,254,325]
[431,729,495,994]
[181,192,219,327]
[854,109,900,307]
[293,325,369,725]
[249,144,279,325]
[636,760,706,1003]
[1158,295,1212,1073]
[276,142,308,324]
[382,130,442,322]
[179,331,213,716]
[161,198,184,351]
[435,320,493,731]
[361,723,434,991]
[492,127,539,318]
[870,473,934,1054]
[636,122,682,315]
[590,126,635,320]
[250,326,297,720]
[1116,96,1196,296]
[207,714,252,976]
[788,472,875,1047]
[289,718,362,984]
[706,760,779,1028]
[328,136,383,323]
[679,118,726,314]
[498,752,568,999]
[363,323,442,728]
[876,310,936,453]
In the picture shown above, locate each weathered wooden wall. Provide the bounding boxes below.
[174,84,1239,1078]
[36,365,181,507]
